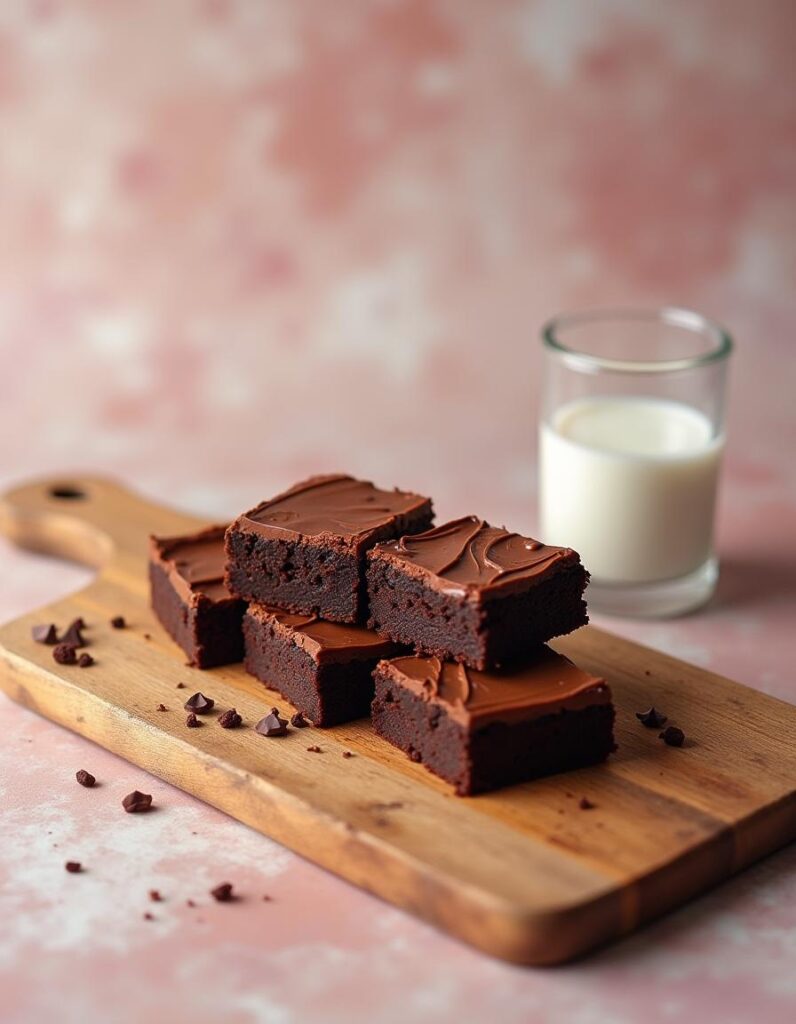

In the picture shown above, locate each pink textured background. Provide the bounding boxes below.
[1,2,795,1021]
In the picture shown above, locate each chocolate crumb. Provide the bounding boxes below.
[75,769,96,788]
[186,899,196,907]
[143,633,152,640]
[262,895,272,902]
[110,616,126,629]
[409,750,422,763]
[290,711,309,729]
[176,682,186,689]
[218,708,242,729]
[306,745,322,753]
[579,797,596,810]
[660,725,685,747]
[143,912,155,921]
[185,712,201,728]
[122,790,153,813]
[65,861,82,873]
[32,623,58,645]
[210,882,234,903]
[53,643,78,665]
[78,653,94,668]
[184,692,214,714]
[342,751,354,759]
[156,703,167,712]
[255,711,288,737]
[61,619,87,648]
[149,890,163,902]
[636,707,667,729]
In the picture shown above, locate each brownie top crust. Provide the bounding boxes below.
[232,474,433,547]
[248,604,401,665]
[150,526,235,603]
[371,516,582,597]
[377,648,610,728]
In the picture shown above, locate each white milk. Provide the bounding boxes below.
[539,397,723,583]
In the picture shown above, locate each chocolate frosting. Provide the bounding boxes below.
[380,647,609,727]
[150,527,236,604]
[374,516,579,596]
[236,474,432,545]
[249,605,400,665]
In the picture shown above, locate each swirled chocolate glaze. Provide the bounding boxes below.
[235,474,433,546]
[150,526,234,603]
[247,604,401,664]
[379,648,610,728]
[373,516,580,596]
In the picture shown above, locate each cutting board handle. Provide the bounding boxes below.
[0,475,206,568]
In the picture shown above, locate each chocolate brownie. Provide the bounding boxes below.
[243,604,403,727]
[372,648,615,795]
[225,474,433,624]
[366,516,588,670]
[150,526,246,668]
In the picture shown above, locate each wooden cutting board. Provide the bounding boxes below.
[1,476,794,965]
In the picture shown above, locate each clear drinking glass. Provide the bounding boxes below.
[538,307,732,617]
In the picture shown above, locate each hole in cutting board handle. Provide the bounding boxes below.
[49,485,87,501]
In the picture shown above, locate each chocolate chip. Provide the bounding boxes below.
[75,769,95,788]
[185,713,201,728]
[110,616,126,629]
[659,726,685,747]
[218,708,242,729]
[342,751,354,759]
[122,790,153,813]
[255,711,288,737]
[210,882,234,902]
[32,623,58,645]
[65,861,82,873]
[61,619,87,648]
[53,643,78,665]
[306,745,322,753]
[77,653,94,668]
[149,890,163,902]
[156,703,167,712]
[636,707,667,729]
[290,712,309,728]
[176,682,186,689]
[184,692,214,714]
[579,797,596,810]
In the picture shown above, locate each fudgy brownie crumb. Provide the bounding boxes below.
[290,712,309,729]
[176,682,186,689]
[77,653,94,668]
[53,643,78,665]
[185,713,201,728]
[342,751,354,759]
[306,745,322,753]
[210,882,235,902]
[75,769,96,788]
[149,890,163,902]
[218,708,242,729]
[579,797,596,810]
[156,703,167,712]
[122,790,153,813]
[143,912,155,921]
[65,861,82,873]
[660,726,685,747]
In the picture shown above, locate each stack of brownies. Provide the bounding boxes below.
[150,474,615,795]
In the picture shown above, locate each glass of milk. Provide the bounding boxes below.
[539,307,732,617]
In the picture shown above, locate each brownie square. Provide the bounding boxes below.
[243,604,403,727]
[372,648,615,795]
[149,526,246,669]
[367,516,589,670]
[225,474,433,624]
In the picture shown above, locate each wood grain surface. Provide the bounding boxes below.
[0,475,794,965]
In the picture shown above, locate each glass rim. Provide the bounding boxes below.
[541,306,733,375]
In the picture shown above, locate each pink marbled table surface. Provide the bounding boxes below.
[1,2,795,1021]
